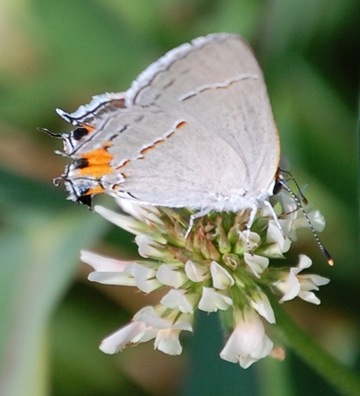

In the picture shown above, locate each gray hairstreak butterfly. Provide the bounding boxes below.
[56,34,279,209]
[53,33,332,263]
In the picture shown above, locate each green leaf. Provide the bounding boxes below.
[0,207,109,396]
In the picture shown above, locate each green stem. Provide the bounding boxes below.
[273,303,360,396]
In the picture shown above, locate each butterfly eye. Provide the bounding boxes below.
[273,179,283,195]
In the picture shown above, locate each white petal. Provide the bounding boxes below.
[160,289,195,314]
[115,198,163,224]
[277,268,301,302]
[81,250,129,272]
[134,306,193,332]
[198,287,233,312]
[115,198,146,218]
[134,306,168,328]
[301,274,330,289]
[237,231,261,252]
[99,321,155,354]
[100,306,193,356]
[125,263,161,293]
[278,216,296,239]
[266,221,291,254]
[266,220,284,245]
[299,291,321,305]
[154,329,182,355]
[220,310,273,368]
[88,271,137,286]
[309,210,326,232]
[244,253,269,278]
[135,235,163,258]
[210,261,234,290]
[82,251,139,286]
[297,254,313,270]
[277,190,298,215]
[276,254,329,304]
[239,335,274,369]
[251,293,276,324]
[156,264,187,288]
[295,210,326,232]
[94,205,142,235]
[170,313,193,332]
[184,260,209,282]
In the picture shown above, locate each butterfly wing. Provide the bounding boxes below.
[61,33,280,210]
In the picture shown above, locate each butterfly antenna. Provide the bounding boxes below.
[278,174,333,266]
[279,168,308,205]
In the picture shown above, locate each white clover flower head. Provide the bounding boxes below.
[83,194,330,368]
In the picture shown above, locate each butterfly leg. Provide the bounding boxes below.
[245,203,258,251]
[263,199,284,235]
[185,208,212,239]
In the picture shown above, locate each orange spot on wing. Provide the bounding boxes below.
[117,159,131,170]
[139,121,187,156]
[140,144,157,155]
[87,185,106,195]
[177,121,186,128]
[77,144,113,177]
[81,124,95,132]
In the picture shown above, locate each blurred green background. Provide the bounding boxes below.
[0,1,359,395]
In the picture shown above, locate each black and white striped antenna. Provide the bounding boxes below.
[276,169,333,266]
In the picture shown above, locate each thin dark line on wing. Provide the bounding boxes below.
[67,98,126,123]
[131,38,229,105]
[116,120,187,172]
[179,74,259,102]
[68,119,129,156]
